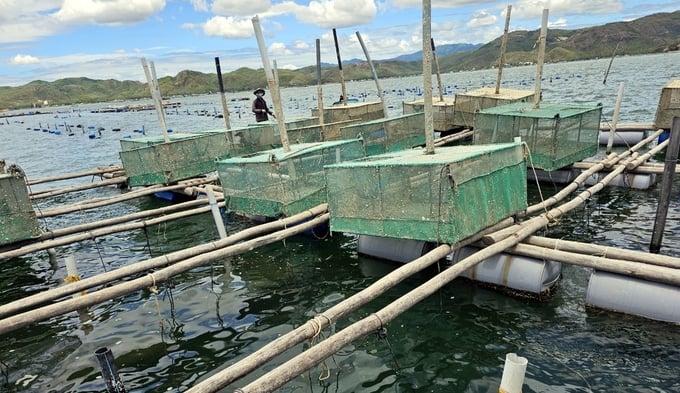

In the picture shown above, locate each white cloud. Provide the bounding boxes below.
[212,0,272,16]
[509,0,624,21]
[10,54,40,65]
[54,0,166,25]
[467,10,497,28]
[293,40,310,50]
[269,42,293,56]
[190,0,210,12]
[390,0,497,7]
[202,16,254,38]
[279,0,377,29]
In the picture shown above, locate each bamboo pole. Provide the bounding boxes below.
[332,28,348,106]
[650,116,680,253]
[0,213,330,334]
[495,5,512,94]
[606,82,625,154]
[533,9,548,109]
[430,38,444,101]
[507,243,680,287]
[37,198,212,241]
[27,165,123,185]
[603,42,619,85]
[356,31,388,116]
[186,217,514,393]
[30,176,127,200]
[0,204,328,319]
[422,0,435,154]
[214,57,232,130]
[523,235,680,269]
[0,201,226,261]
[141,58,170,143]
[315,39,326,129]
[524,129,663,216]
[36,176,216,218]
[434,129,473,147]
[251,16,290,152]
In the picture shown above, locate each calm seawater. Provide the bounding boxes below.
[1,52,680,392]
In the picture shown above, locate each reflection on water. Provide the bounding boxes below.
[0,53,679,392]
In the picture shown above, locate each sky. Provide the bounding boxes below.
[0,0,676,87]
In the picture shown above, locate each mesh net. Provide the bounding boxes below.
[0,174,41,245]
[218,139,366,217]
[474,102,602,171]
[325,143,527,243]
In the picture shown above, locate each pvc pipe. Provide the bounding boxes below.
[95,347,127,393]
[499,353,528,393]
[356,31,388,116]
[206,186,227,240]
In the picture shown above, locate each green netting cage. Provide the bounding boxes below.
[1,173,41,246]
[325,143,527,243]
[119,132,233,186]
[654,79,680,130]
[337,112,426,155]
[454,87,535,129]
[473,102,602,171]
[217,139,366,218]
[402,97,456,132]
[311,101,385,124]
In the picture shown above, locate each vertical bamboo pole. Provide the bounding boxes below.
[214,57,232,130]
[423,0,435,154]
[356,31,388,116]
[430,38,444,102]
[603,43,619,85]
[533,9,548,109]
[606,82,625,154]
[141,58,170,143]
[650,116,680,253]
[315,39,326,128]
[251,15,290,152]
[332,28,348,106]
[495,5,512,95]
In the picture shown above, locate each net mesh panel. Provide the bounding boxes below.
[218,139,366,217]
[338,112,426,155]
[474,102,602,171]
[0,174,41,245]
[454,88,535,129]
[325,144,527,243]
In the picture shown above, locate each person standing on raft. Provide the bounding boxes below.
[252,88,275,122]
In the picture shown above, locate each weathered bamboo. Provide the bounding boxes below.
[0,201,226,261]
[533,9,548,109]
[523,235,680,269]
[625,137,669,169]
[486,154,636,246]
[605,82,625,154]
[315,39,325,129]
[430,38,444,101]
[214,57,232,130]
[507,243,680,287]
[186,217,514,393]
[434,129,473,147]
[30,176,127,200]
[495,5,512,94]
[36,176,216,218]
[27,165,123,185]
[141,58,170,143]
[0,212,330,335]
[422,0,434,154]
[650,116,680,253]
[572,161,680,174]
[0,204,328,319]
[236,220,531,392]
[524,130,663,216]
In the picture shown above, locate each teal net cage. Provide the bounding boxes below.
[218,139,366,218]
[473,102,602,171]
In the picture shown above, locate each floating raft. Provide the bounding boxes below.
[0,172,41,247]
[474,102,602,172]
[217,139,366,218]
[454,87,535,129]
[325,142,527,243]
[402,97,456,132]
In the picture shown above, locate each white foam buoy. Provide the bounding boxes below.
[499,352,528,393]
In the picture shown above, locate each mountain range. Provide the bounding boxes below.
[0,10,678,111]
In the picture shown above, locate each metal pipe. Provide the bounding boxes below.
[332,28,348,106]
[95,347,127,393]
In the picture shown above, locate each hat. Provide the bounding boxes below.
[253,88,265,95]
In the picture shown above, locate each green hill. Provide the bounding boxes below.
[1,10,678,110]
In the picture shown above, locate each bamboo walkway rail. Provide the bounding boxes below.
[30,176,128,200]
[26,165,123,186]
[0,205,330,335]
[35,176,217,218]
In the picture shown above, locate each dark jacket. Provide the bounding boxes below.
[252,96,272,122]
